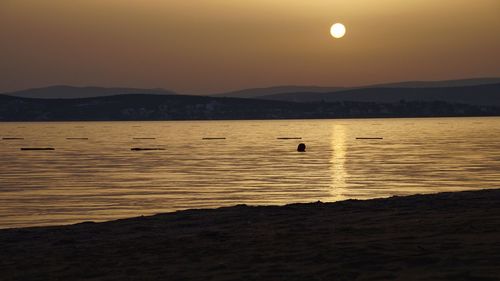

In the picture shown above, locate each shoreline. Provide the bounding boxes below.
[2,114,500,123]
[1,189,500,280]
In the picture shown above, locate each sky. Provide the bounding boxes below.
[1,0,499,94]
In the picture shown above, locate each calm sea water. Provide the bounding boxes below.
[1,117,500,228]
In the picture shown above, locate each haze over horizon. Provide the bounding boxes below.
[1,0,499,94]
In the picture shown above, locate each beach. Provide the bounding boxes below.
[1,189,499,281]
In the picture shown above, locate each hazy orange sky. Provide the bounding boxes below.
[1,0,499,93]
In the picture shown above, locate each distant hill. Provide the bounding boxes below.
[3,86,176,99]
[0,93,499,121]
[211,86,345,98]
[259,83,500,106]
[5,78,499,100]
[364,77,500,89]
[212,78,500,100]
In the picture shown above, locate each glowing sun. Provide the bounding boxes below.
[330,23,346,39]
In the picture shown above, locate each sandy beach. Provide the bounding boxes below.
[1,189,500,281]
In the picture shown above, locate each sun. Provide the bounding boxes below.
[330,23,346,39]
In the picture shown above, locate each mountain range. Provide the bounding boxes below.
[1,90,499,121]
[3,86,175,99]
[259,83,500,106]
[0,78,499,121]
[3,77,500,101]
[211,78,500,100]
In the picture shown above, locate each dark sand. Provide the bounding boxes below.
[1,189,500,281]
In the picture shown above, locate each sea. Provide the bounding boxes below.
[1,117,500,228]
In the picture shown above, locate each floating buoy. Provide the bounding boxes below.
[297,143,306,152]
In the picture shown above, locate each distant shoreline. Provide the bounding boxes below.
[2,86,500,121]
[1,188,499,280]
[1,114,500,123]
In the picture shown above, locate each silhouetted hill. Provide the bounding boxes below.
[365,77,500,89]
[3,86,176,99]
[6,78,499,100]
[259,83,500,106]
[211,86,345,98]
[0,93,499,121]
[211,78,500,99]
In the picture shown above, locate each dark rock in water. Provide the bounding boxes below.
[297,143,306,152]
[21,148,55,151]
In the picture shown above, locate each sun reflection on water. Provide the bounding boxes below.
[330,124,348,201]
